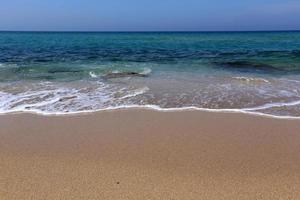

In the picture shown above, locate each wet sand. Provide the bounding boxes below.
[1,109,300,199]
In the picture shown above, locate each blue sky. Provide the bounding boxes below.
[0,0,300,31]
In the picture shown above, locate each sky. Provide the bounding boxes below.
[0,0,300,31]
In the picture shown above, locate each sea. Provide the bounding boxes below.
[1,31,300,117]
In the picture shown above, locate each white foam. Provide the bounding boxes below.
[1,81,300,119]
[119,87,149,99]
[244,100,300,111]
[0,86,299,119]
[233,76,270,83]
[1,104,300,120]
[0,81,146,115]
[112,70,120,74]
[89,71,98,78]
[0,89,71,113]
[140,68,152,75]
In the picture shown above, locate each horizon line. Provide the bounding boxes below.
[1,30,300,33]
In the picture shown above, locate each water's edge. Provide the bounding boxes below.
[1,105,300,120]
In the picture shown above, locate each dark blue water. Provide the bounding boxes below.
[1,31,300,116]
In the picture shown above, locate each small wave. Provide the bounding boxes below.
[214,61,279,72]
[140,68,152,75]
[280,78,300,84]
[89,71,98,78]
[233,76,270,83]
[243,100,300,111]
[103,71,149,79]
[119,87,149,99]
[112,70,120,74]
[103,68,151,79]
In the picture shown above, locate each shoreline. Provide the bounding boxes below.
[1,105,300,120]
[1,109,300,199]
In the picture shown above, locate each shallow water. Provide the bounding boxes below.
[1,31,300,117]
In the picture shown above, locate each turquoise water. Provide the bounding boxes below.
[1,31,300,116]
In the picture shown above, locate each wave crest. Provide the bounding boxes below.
[233,76,270,83]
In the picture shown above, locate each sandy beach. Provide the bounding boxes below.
[1,109,300,199]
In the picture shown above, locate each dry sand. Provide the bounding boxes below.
[1,109,300,200]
